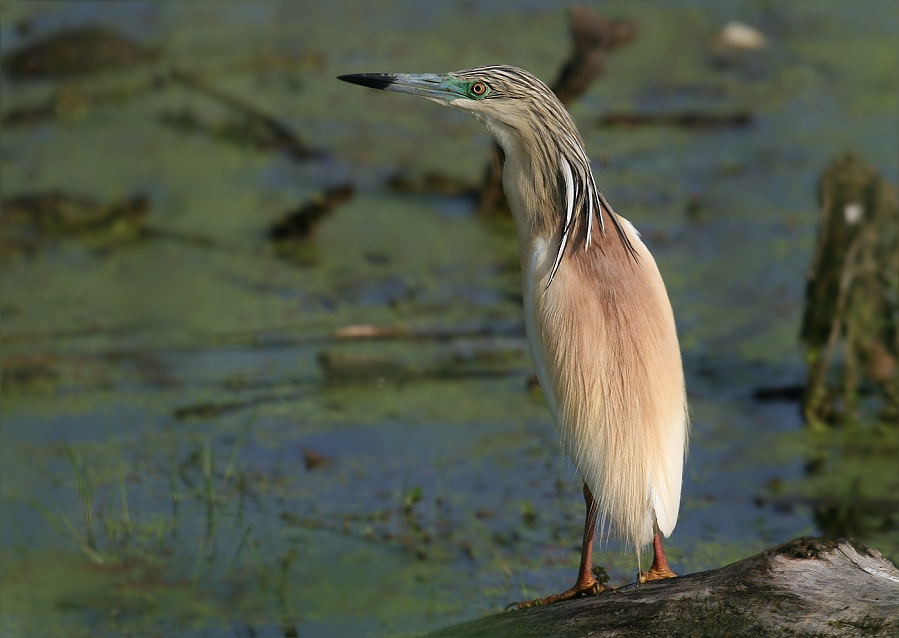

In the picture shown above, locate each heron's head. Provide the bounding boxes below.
[339,65,639,272]
[338,65,576,152]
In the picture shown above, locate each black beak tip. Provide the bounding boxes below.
[337,73,396,90]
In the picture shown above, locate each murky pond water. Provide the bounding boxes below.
[2,2,896,637]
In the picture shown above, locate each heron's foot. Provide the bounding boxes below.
[515,577,605,609]
[639,530,677,583]
[638,564,677,583]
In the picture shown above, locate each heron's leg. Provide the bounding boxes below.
[638,521,677,583]
[516,483,605,608]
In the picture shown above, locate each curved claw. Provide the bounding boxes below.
[514,577,605,609]
[639,564,677,584]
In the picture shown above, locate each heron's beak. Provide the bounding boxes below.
[338,73,463,104]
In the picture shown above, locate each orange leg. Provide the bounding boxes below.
[639,525,677,583]
[516,483,606,608]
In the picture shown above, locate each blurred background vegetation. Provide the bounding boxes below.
[1,2,896,637]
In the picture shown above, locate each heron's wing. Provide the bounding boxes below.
[528,225,688,548]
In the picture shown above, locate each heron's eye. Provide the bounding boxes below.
[470,81,489,97]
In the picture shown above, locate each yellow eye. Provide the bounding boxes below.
[471,82,488,96]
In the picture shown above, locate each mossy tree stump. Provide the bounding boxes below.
[801,154,899,427]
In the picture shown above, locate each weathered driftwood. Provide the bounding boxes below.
[428,538,899,638]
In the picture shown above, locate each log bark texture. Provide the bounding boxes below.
[428,538,899,638]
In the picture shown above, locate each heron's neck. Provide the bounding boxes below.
[485,120,559,277]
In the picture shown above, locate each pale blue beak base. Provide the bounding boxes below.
[338,72,463,102]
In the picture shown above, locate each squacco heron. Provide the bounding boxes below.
[339,65,688,607]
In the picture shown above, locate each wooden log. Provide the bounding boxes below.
[427,538,899,638]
